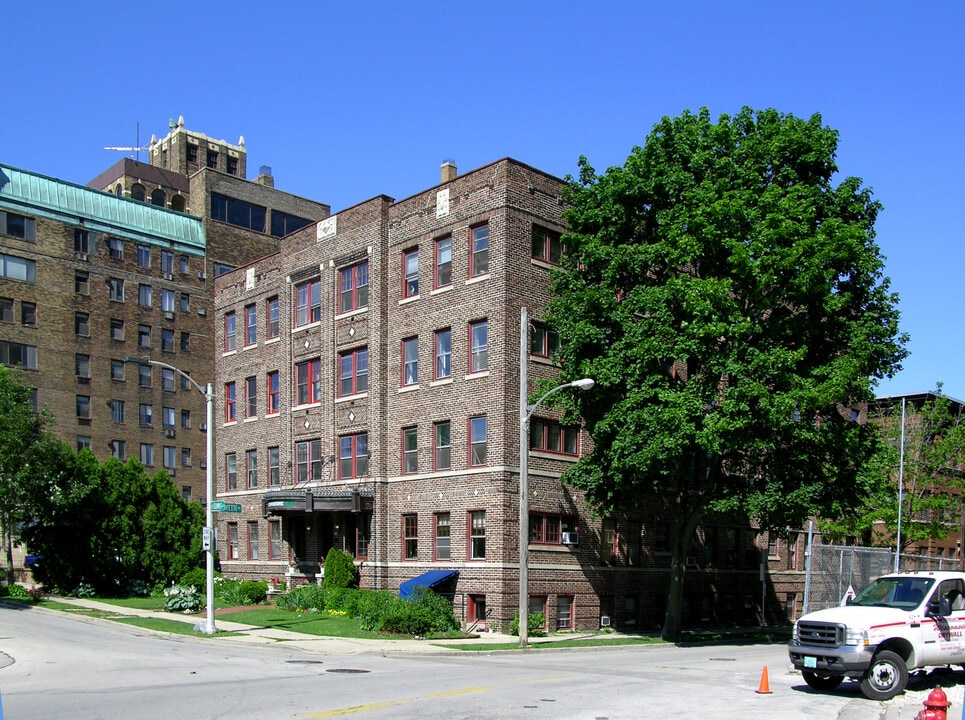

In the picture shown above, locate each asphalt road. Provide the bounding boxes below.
[0,603,962,719]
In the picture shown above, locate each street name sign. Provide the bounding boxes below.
[210,501,242,513]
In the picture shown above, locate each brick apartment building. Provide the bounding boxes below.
[0,119,330,502]
[212,158,814,631]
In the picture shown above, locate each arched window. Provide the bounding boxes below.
[170,195,186,213]
[114,184,124,196]
[150,189,166,207]
[131,184,146,202]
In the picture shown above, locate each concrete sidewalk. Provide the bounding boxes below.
[43,595,523,655]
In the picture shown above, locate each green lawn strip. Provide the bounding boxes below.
[435,635,667,651]
[84,596,167,611]
[216,608,388,639]
[108,615,241,637]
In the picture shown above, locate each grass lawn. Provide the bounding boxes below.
[215,608,387,639]
[109,616,242,637]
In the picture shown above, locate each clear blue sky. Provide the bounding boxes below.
[3,2,961,398]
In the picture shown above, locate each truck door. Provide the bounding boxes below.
[922,579,965,665]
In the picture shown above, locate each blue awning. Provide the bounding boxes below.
[399,569,459,600]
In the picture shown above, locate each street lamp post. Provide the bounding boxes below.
[125,357,216,634]
[518,307,594,648]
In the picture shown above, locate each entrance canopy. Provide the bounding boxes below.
[399,569,459,600]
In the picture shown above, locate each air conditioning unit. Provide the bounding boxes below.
[76,253,88,261]
[162,273,173,281]
[561,532,580,546]
[164,312,175,320]
[198,272,206,281]
[199,461,207,469]
[165,429,176,439]
[600,615,611,628]
[197,308,206,316]
[686,556,697,567]
[199,423,207,431]
[76,376,90,384]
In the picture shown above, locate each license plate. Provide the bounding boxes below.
[804,656,817,669]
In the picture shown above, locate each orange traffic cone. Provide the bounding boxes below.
[755,666,772,694]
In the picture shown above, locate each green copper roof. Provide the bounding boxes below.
[0,163,204,252]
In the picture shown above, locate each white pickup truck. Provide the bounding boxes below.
[788,570,965,700]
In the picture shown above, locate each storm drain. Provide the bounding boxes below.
[326,668,370,674]
[286,660,324,665]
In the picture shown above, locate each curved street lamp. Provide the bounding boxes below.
[518,308,594,648]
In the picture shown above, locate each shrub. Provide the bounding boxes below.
[509,610,546,637]
[121,579,151,597]
[323,548,359,589]
[5,584,32,601]
[275,583,325,612]
[381,604,434,636]
[164,584,202,612]
[410,588,459,633]
[72,582,97,598]
[239,581,267,605]
[180,567,220,589]
[356,590,401,631]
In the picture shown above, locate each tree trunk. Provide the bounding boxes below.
[661,503,703,642]
[3,511,14,585]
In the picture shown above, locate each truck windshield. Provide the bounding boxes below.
[851,576,934,609]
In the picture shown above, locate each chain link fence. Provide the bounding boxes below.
[803,543,958,614]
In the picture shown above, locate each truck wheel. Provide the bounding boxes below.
[859,650,908,701]
[802,671,844,691]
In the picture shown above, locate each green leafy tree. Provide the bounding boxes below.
[0,366,47,583]
[822,386,965,550]
[545,107,907,641]
[323,547,359,589]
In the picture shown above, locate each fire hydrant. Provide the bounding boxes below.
[915,686,951,720]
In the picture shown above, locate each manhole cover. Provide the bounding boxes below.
[709,657,736,661]
[326,668,370,674]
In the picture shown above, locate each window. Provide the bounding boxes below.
[161,328,174,352]
[161,250,174,274]
[625,521,642,566]
[270,521,282,560]
[403,427,418,474]
[180,293,190,312]
[434,236,452,288]
[248,522,260,560]
[110,359,125,380]
[110,399,124,423]
[137,245,151,268]
[180,372,192,390]
[402,248,419,298]
[339,433,368,479]
[110,318,124,341]
[226,453,237,491]
[131,184,146,202]
[210,193,267,234]
[1,212,35,240]
[530,419,579,455]
[470,320,488,373]
[225,156,237,175]
[138,325,151,348]
[338,349,367,397]
[295,439,323,483]
[138,403,153,427]
[403,515,418,560]
[162,368,175,391]
[0,342,37,369]
[227,523,238,560]
[76,395,90,419]
[266,297,279,339]
[180,409,191,429]
[267,371,280,414]
[0,254,36,283]
[469,511,486,559]
[268,446,280,487]
[246,376,257,418]
[74,229,90,254]
[270,210,312,237]
[77,436,91,451]
[207,150,219,169]
[225,382,236,422]
[163,445,176,468]
[140,443,154,466]
[245,304,256,346]
[75,271,90,295]
[295,359,322,405]
[74,312,89,337]
[224,312,236,351]
[181,448,191,467]
[138,364,152,388]
[357,514,371,560]
[601,518,616,563]
[75,354,90,379]
[181,486,191,502]
[294,279,321,326]
[532,225,562,264]
[179,255,189,273]
[180,332,190,351]
[161,289,175,313]
[402,337,418,386]
[470,416,487,466]
[107,237,123,259]
[435,513,451,561]
[110,440,126,460]
[433,329,451,380]
[434,421,451,471]
[162,406,175,430]
[529,514,577,544]
[471,224,489,277]
[339,262,368,313]
[20,302,35,326]
[213,262,234,277]
[556,596,574,630]
[108,278,125,301]
[0,299,10,323]
[138,284,152,308]
[246,449,258,489]
[530,324,560,359]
